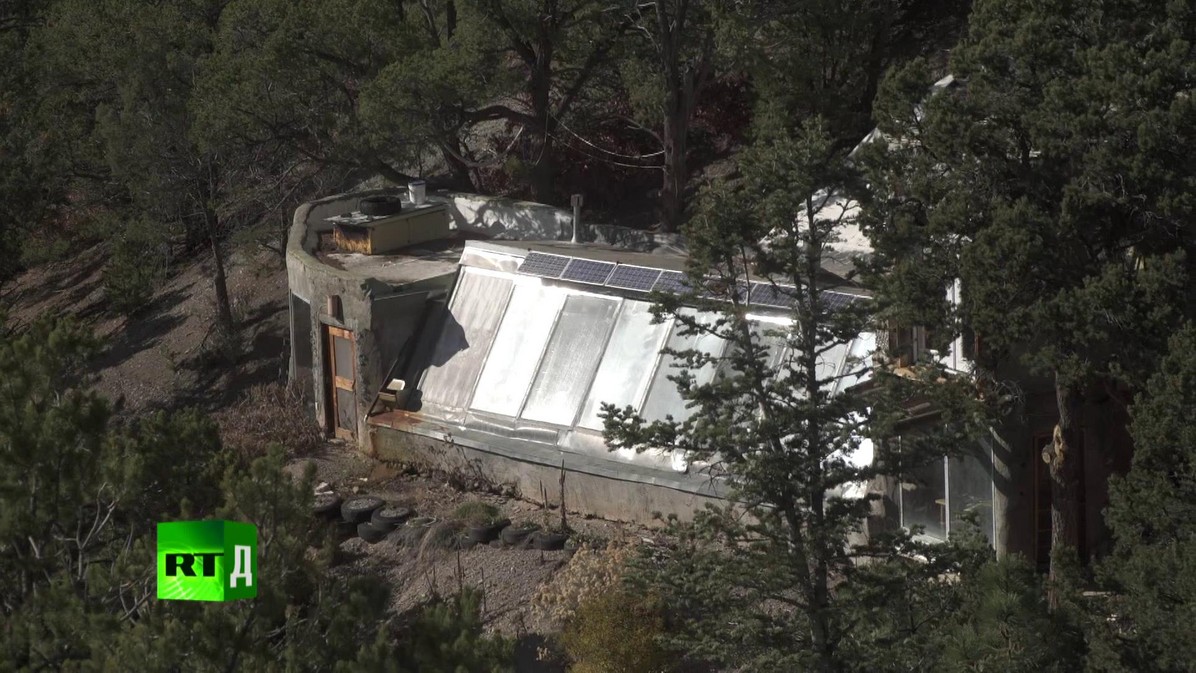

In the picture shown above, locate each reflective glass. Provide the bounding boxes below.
[523,295,621,425]
[640,310,728,423]
[333,335,354,381]
[949,441,995,542]
[901,458,947,540]
[578,301,673,430]
[420,269,514,409]
[470,282,566,416]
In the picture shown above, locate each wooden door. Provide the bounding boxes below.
[326,326,356,440]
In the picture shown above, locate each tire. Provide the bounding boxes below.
[467,518,511,545]
[532,531,568,551]
[358,195,403,216]
[341,496,385,524]
[313,494,342,519]
[372,506,414,528]
[357,522,389,544]
[500,524,540,547]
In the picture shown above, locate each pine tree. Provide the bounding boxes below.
[1089,324,1196,673]
[602,121,985,672]
[862,0,1195,593]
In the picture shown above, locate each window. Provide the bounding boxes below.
[470,282,566,416]
[899,438,995,544]
[420,269,514,409]
[522,295,621,425]
[578,301,673,430]
[640,309,728,423]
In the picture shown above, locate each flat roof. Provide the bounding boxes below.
[482,239,691,271]
[474,239,870,297]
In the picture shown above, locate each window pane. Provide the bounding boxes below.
[332,335,354,381]
[715,321,788,381]
[421,270,513,409]
[523,295,621,425]
[641,310,727,423]
[578,301,673,430]
[470,283,566,416]
[949,441,994,542]
[336,388,355,430]
[901,458,947,540]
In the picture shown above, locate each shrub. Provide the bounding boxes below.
[561,589,674,673]
[533,534,636,624]
[453,501,502,526]
[215,382,324,459]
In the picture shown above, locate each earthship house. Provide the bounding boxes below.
[286,184,875,523]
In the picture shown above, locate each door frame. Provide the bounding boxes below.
[324,325,356,440]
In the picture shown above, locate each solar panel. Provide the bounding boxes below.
[560,258,615,285]
[823,291,860,311]
[652,271,694,295]
[750,282,800,308]
[605,264,662,291]
[517,252,570,278]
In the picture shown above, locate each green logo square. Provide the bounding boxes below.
[156,520,258,602]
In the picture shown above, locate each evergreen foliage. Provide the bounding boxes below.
[0,319,512,671]
[1090,325,1196,673]
[602,121,987,672]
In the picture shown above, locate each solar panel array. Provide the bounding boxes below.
[514,251,862,311]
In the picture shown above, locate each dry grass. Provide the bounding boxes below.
[532,533,639,625]
[216,381,324,459]
[417,520,465,561]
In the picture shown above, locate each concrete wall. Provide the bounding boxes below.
[287,189,456,442]
[370,424,723,524]
[440,191,657,251]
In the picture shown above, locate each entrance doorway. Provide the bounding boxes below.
[325,325,356,440]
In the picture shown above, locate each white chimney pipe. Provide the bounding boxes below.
[570,193,583,243]
[408,180,427,206]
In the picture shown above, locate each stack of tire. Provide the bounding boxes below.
[315,494,414,544]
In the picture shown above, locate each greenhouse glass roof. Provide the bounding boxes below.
[413,243,873,474]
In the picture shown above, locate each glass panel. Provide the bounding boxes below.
[901,458,947,540]
[641,309,728,423]
[523,295,621,425]
[715,321,788,381]
[949,440,994,542]
[332,335,354,381]
[578,301,673,430]
[834,332,876,394]
[816,340,850,389]
[470,283,566,417]
[421,270,514,409]
[336,388,355,430]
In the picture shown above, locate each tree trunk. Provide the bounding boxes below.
[1046,373,1082,609]
[659,95,688,233]
[205,209,234,334]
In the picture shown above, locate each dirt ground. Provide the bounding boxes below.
[7,243,290,413]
